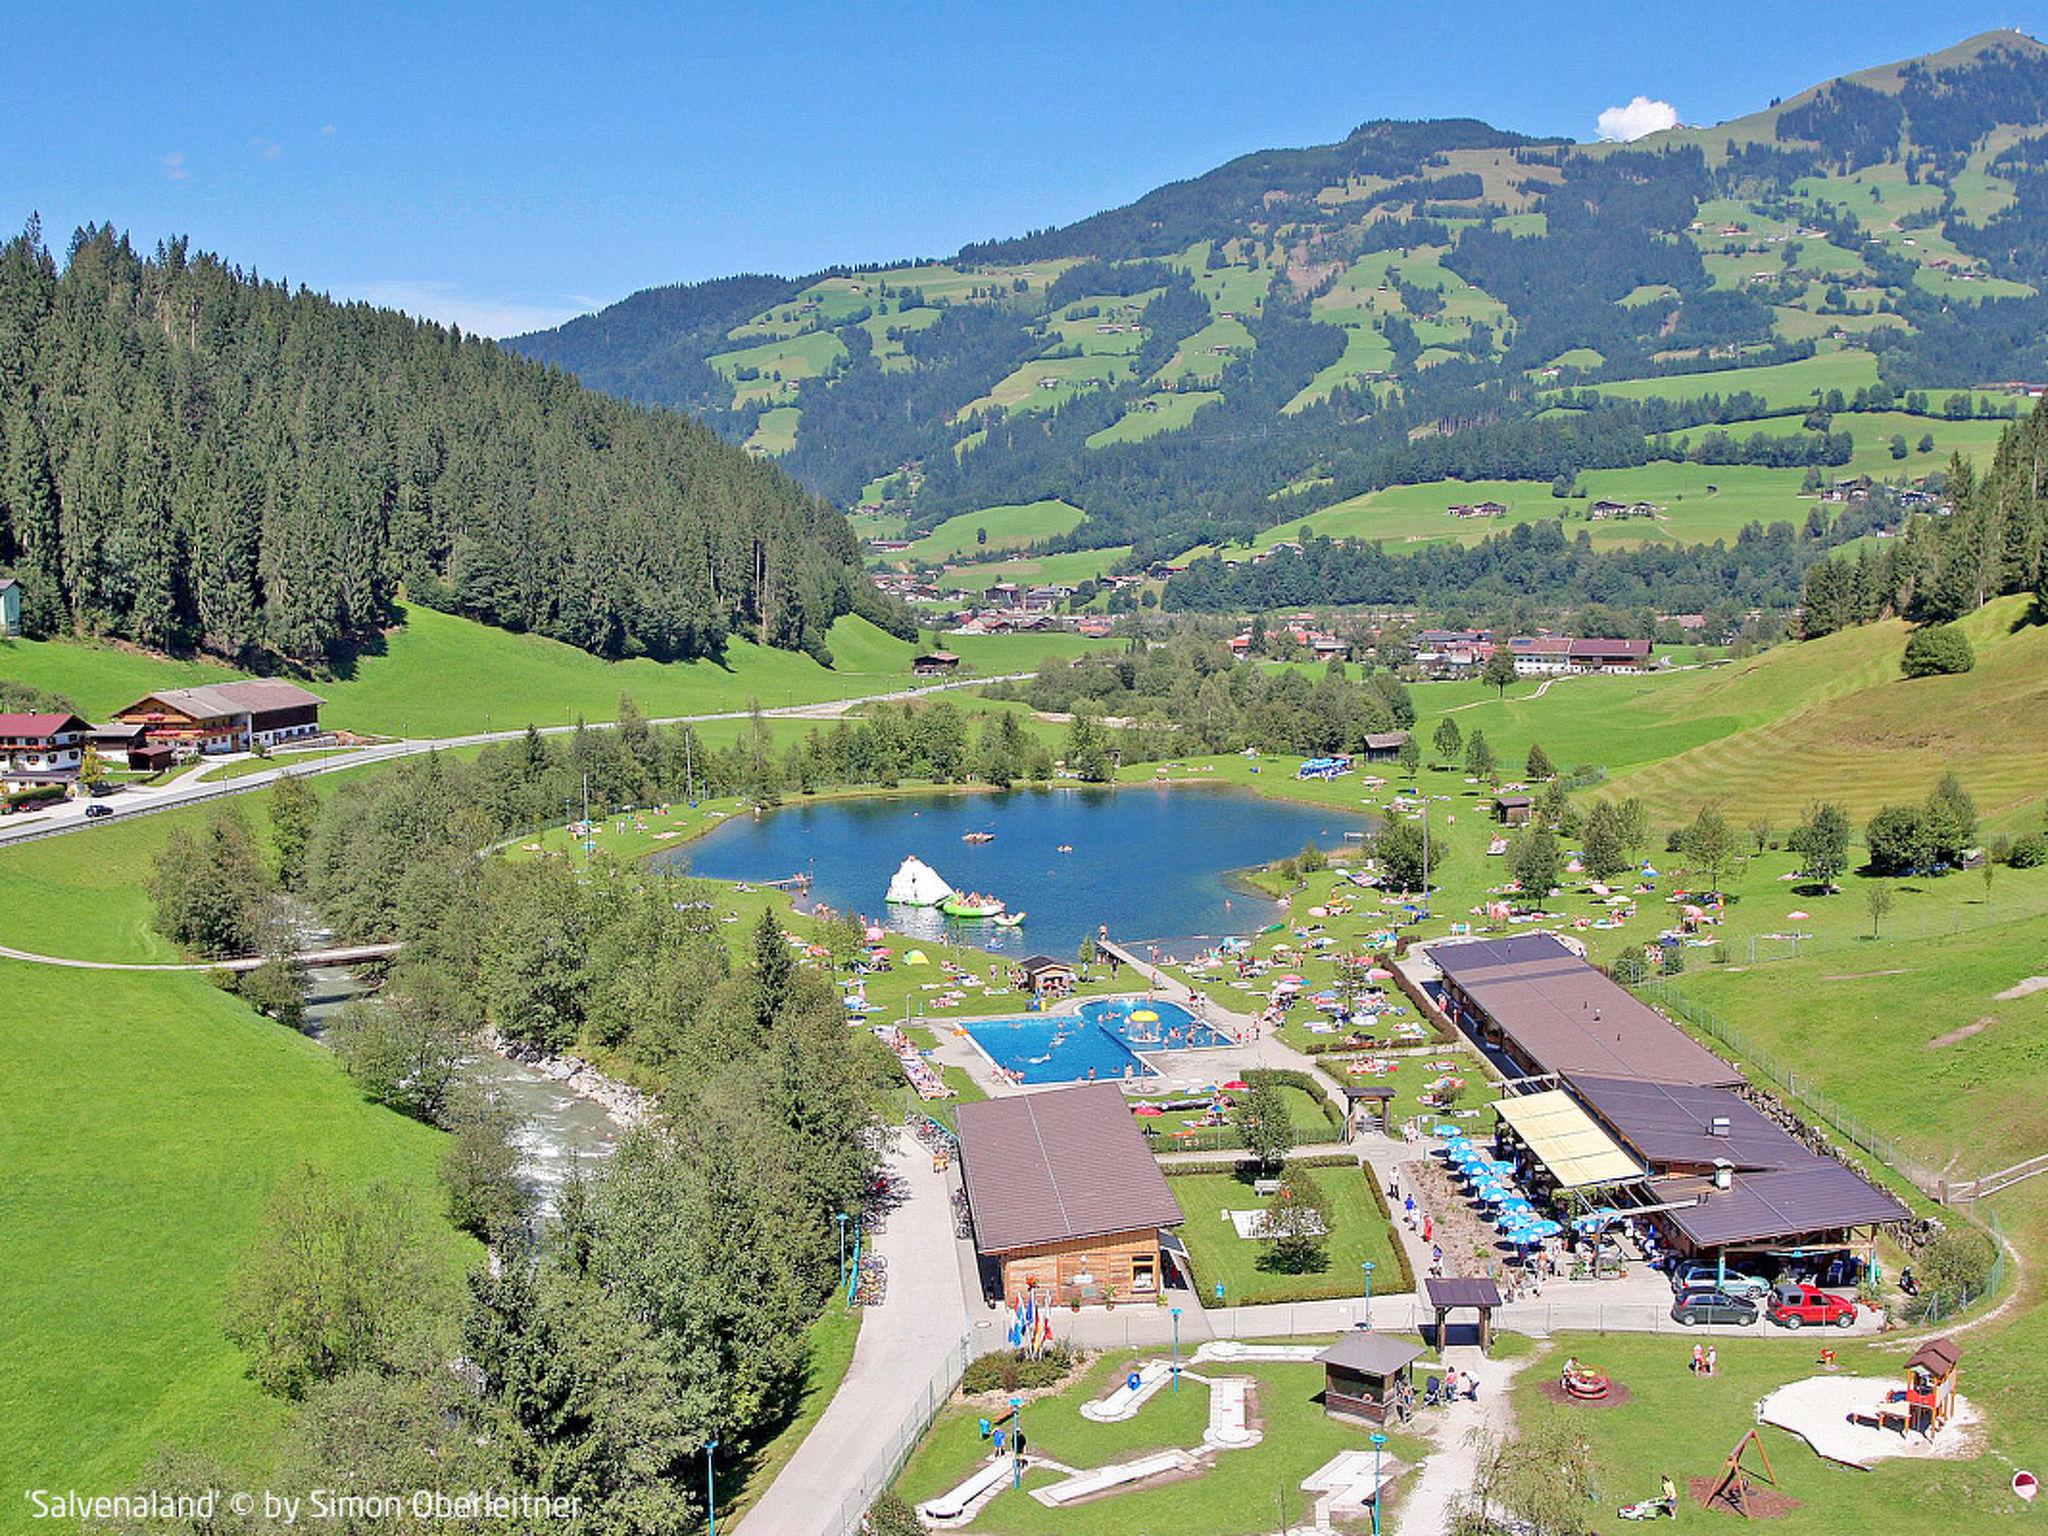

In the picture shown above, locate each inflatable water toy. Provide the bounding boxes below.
[940,892,1007,919]
[887,856,954,907]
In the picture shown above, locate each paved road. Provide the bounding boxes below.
[0,674,1028,849]
[735,1131,974,1536]
[0,940,403,973]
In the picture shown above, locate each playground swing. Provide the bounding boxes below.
[1705,1428,1778,1518]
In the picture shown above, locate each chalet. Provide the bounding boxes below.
[1308,635,1352,661]
[986,582,1023,609]
[955,1084,1185,1307]
[84,721,174,772]
[1017,954,1076,997]
[1588,499,1629,519]
[1508,636,1574,676]
[0,712,88,795]
[1493,794,1534,827]
[1023,584,1073,611]
[0,576,20,637]
[113,680,325,755]
[911,652,962,678]
[867,538,912,553]
[1447,501,1507,518]
[1567,638,1652,671]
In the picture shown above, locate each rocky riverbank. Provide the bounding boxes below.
[478,1027,654,1129]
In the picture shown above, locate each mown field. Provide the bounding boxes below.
[896,499,1086,562]
[0,962,468,1493]
[0,604,1107,739]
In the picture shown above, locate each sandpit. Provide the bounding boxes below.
[1757,1375,1980,1469]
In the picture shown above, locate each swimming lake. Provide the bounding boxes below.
[656,783,1367,960]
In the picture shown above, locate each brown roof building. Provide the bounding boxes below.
[955,1084,1183,1306]
[1429,933,1742,1088]
[114,680,325,754]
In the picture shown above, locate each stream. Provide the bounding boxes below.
[300,962,622,1211]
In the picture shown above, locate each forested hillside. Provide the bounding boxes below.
[0,224,902,669]
[507,31,2048,571]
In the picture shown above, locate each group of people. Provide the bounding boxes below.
[1690,1342,1720,1377]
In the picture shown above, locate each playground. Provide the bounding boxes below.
[1515,1332,2001,1532]
[897,1343,1428,1535]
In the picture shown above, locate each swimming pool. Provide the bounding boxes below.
[961,998,1233,1084]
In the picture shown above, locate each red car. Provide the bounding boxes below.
[1766,1282,1858,1329]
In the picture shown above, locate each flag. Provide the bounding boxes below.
[1006,1304,1022,1349]
[1037,1310,1053,1355]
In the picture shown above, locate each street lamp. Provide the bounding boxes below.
[705,1439,719,1536]
[1170,1306,1182,1393]
[836,1212,849,1295]
[1369,1431,1389,1536]
[1361,1261,1377,1331]
[1009,1395,1024,1489]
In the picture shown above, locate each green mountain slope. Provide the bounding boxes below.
[507,32,2048,571]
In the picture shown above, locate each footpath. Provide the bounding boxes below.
[734,1130,974,1536]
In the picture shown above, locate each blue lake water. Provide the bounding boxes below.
[656,784,1366,960]
[963,998,1228,1084]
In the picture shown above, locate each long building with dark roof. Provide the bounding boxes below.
[1429,933,1743,1087]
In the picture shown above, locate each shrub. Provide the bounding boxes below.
[865,1493,928,1536]
[1901,623,1975,677]
[960,1344,1081,1395]
[2007,834,2048,869]
[1610,952,1651,987]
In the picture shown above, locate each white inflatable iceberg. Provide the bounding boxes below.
[886,855,955,907]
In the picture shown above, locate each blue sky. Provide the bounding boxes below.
[4,3,2042,336]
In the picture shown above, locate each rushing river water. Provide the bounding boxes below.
[301,964,620,1210]
[657,783,1367,961]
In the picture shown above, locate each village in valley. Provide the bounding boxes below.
[11,17,2048,1536]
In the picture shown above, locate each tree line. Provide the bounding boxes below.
[0,221,901,668]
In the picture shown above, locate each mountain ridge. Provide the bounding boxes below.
[505,31,2048,563]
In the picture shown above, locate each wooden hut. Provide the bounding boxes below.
[1317,1333,1427,1424]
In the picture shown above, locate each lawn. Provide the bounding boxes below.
[0,633,241,713]
[1165,1165,1405,1306]
[894,1350,1428,1536]
[745,404,802,455]
[0,962,469,1493]
[1514,1308,2046,1532]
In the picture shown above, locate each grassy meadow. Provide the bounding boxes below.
[0,962,468,1493]
[0,603,1108,740]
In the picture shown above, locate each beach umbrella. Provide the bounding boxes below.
[903,950,930,966]
[1432,1124,1464,1139]
[1131,1009,1159,1023]
[1523,1219,1563,1239]
[1132,1104,1164,1117]
[1786,910,1811,922]
[1223,1079,1249,1091]
[864,925,885,941]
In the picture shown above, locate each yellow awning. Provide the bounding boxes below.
[1495,1090,1642,1189]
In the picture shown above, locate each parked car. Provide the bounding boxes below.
[84,803,114,820]
[1672,1262,1773,1300]
[1672,1289,1760,1327]
[1767,1282,1858,1329]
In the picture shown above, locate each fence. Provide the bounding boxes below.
[1644,984,1941,1198]
[820,1331,973,1536]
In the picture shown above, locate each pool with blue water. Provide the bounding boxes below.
[961,997,1231,1084]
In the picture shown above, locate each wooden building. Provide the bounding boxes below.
[911,651,962,678]
[1493,794,1533,826]
[1017,955,1075,998]
[113,681,325,754]
[956,1083,1184,1308]
[1317,1333,1427,1424]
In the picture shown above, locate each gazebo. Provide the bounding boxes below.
[1317,1333,1427,1424]
[1425,1276,1503,1355]
[1342,1084,1396,1140]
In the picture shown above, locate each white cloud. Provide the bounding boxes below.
[1596,96,1680,143]
[251,136,283,161]
[351,280,595,339]
[161,151,189,181]
[320,123,336,137]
